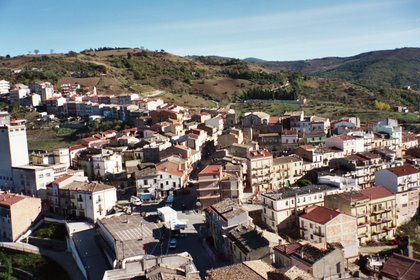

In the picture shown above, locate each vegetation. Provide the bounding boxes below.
[396,214,420,252]
[295,179,313,187]
[237,87,297,101]
[32,223,67,241]
[374,100,391,111]
[0,249,69,280]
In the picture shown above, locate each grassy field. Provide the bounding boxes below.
[27,126,79,151]
[0,249,69,280]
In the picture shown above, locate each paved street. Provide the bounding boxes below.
[138,190,227,278]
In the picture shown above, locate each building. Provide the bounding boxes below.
[242,112,270,127]
[58,181,116,221]
[261,185,338,232]
[273,243,345,280]
[205,199,250,257]
[97,214,158,267]
[325,134,356,156]
[375,164,420,225]
[102,253,200,280]
[12,165,56,199]
[0,124,29,189]
[0,192,41,241]
[247,150,273,193]
[299,206,358,259]
[0,80,10,94]
[91,149,124,180]
[380,253,420,280]
[324,186,397,244]
[227,225,271,263]
[197,165,224,208]
[0,111,10,126]
[272,155,303,189]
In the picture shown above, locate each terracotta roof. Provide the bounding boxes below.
[67,145,82,152]
[61,181,114,192]
[249,150,272,159]
[52,174,73,185]
[268,116,280,125]
[156,160,185,177]
[299,144,316,150]
[387,164,420,177]
[282,129,298,136]
[359,186,394,200]
[274,243,302,254]
[206,263,265,280]
[199,165,222,176]
[300,206,340,224]
[381,253,420,280]
[0,193,25,206]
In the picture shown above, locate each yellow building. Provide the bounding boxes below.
[272,154,303,189]
[325,186,396,244]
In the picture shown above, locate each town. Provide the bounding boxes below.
[0,77,419,280]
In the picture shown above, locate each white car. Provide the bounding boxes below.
[130,196,142,206]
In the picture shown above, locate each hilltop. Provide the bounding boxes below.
[246,47,420,89]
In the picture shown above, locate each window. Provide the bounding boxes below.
[310,234,314,240]
[144,179,148,185]
[336,262,341,274]
[310,223,313,229]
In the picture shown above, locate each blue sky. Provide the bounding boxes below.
[0,0,419,60]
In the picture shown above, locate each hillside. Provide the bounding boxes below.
[247,47,420,89]
[0,48,419,112]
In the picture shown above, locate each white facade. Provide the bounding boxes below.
[92,150,123,179]
[325,135,356,156]
[0,80,10,94]
[12,165,54,199]
[0,125,29,189]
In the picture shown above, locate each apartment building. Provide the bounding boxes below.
[0,124,29,189]
[375,164,420,225]
[325,186,397,244]
[299,206,358,259]
[247,150,273,193]
[261,185,339,232]
[0,192,41,241]
[59,181,117,221]
[325,134,357,156]
[272,154,303,189]
[205,199,250,257]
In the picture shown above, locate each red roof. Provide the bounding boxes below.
[68,144,85,151]
[52,174,73,185]
[249,150,272,159]
[387,164,420,177]
[300,206,340,224]
[282,129,298,136]
[0,193,25,206]
[268,116,280,125]
[299,145,315,150]
[156,161,185,177]
[199,165,222,176]
[359,186,394,200]
[381,253,420,280]
[274,243,302,254]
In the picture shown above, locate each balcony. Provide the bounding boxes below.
[357,222,368,228]
[198,193,221,200]
[198,185,220,192]
[299,226,308,231]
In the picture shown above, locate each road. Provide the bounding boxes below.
[139,191,227,278]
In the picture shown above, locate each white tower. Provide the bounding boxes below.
[0,124,29,188]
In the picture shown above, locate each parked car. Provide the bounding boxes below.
[169,238,177,249]
[130,196,142,206]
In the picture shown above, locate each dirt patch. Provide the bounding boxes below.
[191,78,253,101]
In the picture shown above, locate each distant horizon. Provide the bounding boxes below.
[4,46,419,62]
[0,0,419,60]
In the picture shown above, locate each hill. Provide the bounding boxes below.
[0,48,419,114]
[250,47,420,89]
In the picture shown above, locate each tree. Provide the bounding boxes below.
[34,49,40,55]
[5,54,10,58]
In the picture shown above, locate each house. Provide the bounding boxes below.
[91,149,124,180]
[325,134,357,156]
[0,192,41,241]
[281,129,299,146]
[247,150,273,193]
[272,155,303,189]
[324,186,397,244]
[375,164,420,225]
[372,119,402,149]
[58,181,116,221]
[299,206,358,259]
[0,80,10,94]
[303,131,326,145]
[261,185,339,232]
[273,243,345,280]
[205,199,250,257]
[227,225,271,263]
[12,164,56,199]
[242,112,270,127]
[217,129,244,149]
[197,165,223,208]
[380,253,420,280]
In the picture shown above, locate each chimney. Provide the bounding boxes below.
[278,239,282,245]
